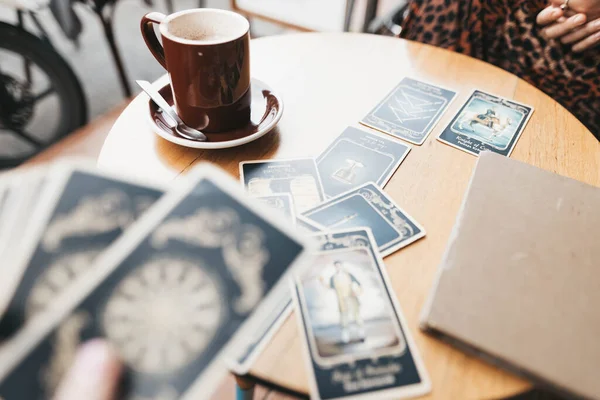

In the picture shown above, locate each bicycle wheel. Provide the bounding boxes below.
[0,21,87,168]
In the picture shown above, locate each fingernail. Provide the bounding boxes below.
[594,19,600,28]
[574,14,585,24]
[552,9,562,17]
[72,339,115,376]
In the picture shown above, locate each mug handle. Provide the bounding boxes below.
[141,12,167,69]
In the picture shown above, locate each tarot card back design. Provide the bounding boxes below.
[0,166,308,400]
[0,168,164,338]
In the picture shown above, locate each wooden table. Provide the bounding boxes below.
[98,33,600,399]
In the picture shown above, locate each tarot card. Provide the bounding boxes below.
[0,163,310,400]
[0,168,49,269]
[0,180,10,252]
[0,182,7,216]
[228,214,325,373]
[240,158,325,213]
[317,127,410,198]
[0,163,165,338]
[361,77,457,145]
[437,90,534,157]
[302,183,425,257]
[292,228,430,400]
[297,215,324,235]
[254,194,296,225]
[228,299,293,374]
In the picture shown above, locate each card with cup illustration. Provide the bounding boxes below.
[317,127,411,198]
[302,183,425,257]
[0,162,166,338]
[0,163,310,400]
[292,228,430,399]
[240,158,326,214]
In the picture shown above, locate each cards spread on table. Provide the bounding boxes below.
[292,228,430,400]
[437,90,534,157]
[302,183,425,257]
[0,163,165,338]
[317,127,410,198]
[254,193,296,225]
[361,77,457,145]
[0,163,309,400]
[240,158,325,213]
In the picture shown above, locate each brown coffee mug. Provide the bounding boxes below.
[141,9,251,133]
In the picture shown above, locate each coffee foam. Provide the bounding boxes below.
[165,10,248,43]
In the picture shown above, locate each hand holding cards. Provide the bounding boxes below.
[0,161,309,400]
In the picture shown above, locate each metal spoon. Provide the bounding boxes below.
[136,80,207,142]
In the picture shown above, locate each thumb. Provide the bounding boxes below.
[53,339,122,400]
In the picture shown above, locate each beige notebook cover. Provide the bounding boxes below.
[421,152,600,399]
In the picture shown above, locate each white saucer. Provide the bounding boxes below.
[146,78,283,149]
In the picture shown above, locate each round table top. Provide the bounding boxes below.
[99,33,600,399]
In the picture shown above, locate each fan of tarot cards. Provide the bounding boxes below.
[0,76,533,400]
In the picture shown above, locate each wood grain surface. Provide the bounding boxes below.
[98,33,600,399]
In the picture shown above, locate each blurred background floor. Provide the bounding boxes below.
[1,0,285,120]
[1,0,400,121]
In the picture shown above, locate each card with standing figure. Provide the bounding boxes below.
[292,228,430,399]
[317,127,410,198]
[240,158,326,213]
[302,183,425,257]
[361,77,457,145]
[0,163,166,338]
[437,90,534,157]
[0,163,310,400]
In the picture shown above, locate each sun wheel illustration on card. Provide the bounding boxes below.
[26,249,103,319]
[103,257,225,374]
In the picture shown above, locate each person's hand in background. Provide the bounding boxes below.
[53,339,122,400]
[551,0,600,18]
[537,0,600,51]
